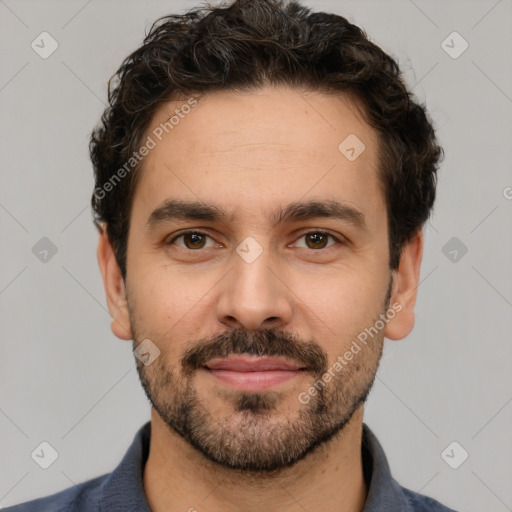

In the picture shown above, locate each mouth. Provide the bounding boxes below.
[202,356,308,392]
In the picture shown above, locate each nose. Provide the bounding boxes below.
[215,246,293,332]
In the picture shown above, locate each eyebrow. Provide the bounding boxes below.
[146,199,368,232]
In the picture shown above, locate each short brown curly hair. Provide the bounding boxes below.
[90,0,444,280]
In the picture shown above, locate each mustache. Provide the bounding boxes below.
[180,328,328,376]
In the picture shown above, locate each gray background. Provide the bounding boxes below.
[1,0,511,510]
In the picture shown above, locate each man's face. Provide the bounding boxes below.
[118,86,399,471]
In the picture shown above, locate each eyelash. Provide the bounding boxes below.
[167,230,344,251]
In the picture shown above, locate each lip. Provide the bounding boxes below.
[203,356,307,392]
[205,356,305,372]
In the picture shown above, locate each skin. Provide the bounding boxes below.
[97,85,423,512]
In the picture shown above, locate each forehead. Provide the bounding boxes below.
[133,86,384,228]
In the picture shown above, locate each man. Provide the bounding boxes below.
[5,0,456,510]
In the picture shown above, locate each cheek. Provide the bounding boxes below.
[129,269,214,341]
[293,271,387,352]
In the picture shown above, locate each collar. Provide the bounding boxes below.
[361,423,414,511]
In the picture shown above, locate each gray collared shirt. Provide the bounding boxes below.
[4,421,457,511]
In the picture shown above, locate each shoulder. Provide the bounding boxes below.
[2,473,108,512]
[361,422,458,512]
[4,421,152,512]
[401,486,459,512]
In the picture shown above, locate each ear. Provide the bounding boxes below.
[384,229,424,341]
[97,225,133,340]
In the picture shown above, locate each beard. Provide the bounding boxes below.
[130,279,392,474]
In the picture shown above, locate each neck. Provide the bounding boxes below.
[143,405,368,512]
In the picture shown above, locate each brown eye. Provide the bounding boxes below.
[169,231,213,250]
[305,232,329,249]
[182,232,207,249]
[295,231,340,250]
